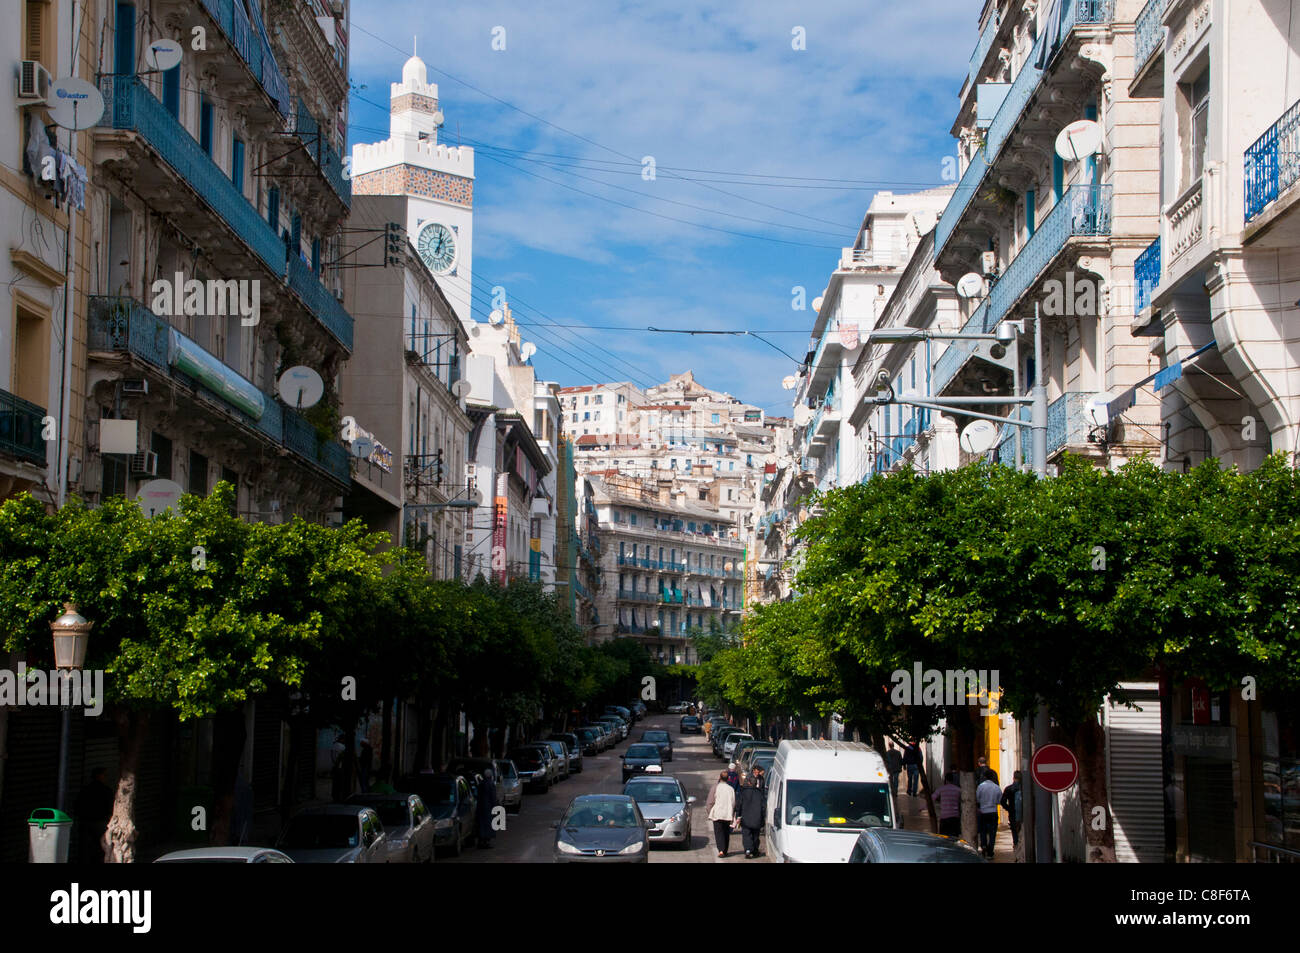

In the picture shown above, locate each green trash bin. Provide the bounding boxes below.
[28,808,73,863]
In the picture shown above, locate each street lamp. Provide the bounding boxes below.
[51,603,92,814]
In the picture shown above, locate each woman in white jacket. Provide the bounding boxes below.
[705,770,738,857]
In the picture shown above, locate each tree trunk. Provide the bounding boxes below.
[951,707,978,846]
[917,757,938,833]
[380,698,393,782]
[209,709,246,846]
[104,709,149,863]
[1075,717,1116,863]
[471,719,489,757]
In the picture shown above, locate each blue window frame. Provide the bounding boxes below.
[199,94,213,156]
[114,3,136,76]
[231,136,245,192]
[1052,155,1064,202]
[267,186,280,230]
[290,212,302,255]
[162,65,180,116]
[311,237,320,274]
[1026,189,1036,237]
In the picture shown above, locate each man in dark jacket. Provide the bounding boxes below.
[902,741,923,796]
[735,775,766,859]
[1000,771,1023,854]
[884,743,903,797]
[476,768,498,848]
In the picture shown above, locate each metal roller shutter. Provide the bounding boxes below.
[1105,684,1165,862]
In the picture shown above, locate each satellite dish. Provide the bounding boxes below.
[1055,119,1103,162]
[277,366,324,409]
[793,405,814,427]
[470,324,482,338]
[144,38,183,72]
[351,436,375,459]
[451,379,472,399]
[135,478,184,518]
[1087,396,1112,428]
[488,309,505,326]
[47,77,104,130]
[723,562,734,572]
[812,296,824,313]
[432,110,445,127]
[959,419,999,455]
[781,375,797,391]
[520,341,537,361]
[469,489,484,506]
[957,272,986,299]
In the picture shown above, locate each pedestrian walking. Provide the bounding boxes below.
[476,767,498,849]
[705,770,738,857]
[902,741,922,796]
[935,771,962,838]
[976,770,1001,858]
[976,756,990,783]
[884,743,903,797]
[726,763,740,792]
[735,775,765,858]
[1000,770,1023,855]
[752,764,766,793]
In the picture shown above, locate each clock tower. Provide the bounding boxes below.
[351,50,475,327]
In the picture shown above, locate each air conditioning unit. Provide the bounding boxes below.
[17,61,52,102]
[122,379,149,396]
[131,450,159,476]
[981,251,998,276]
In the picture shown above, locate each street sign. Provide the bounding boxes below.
[1031,743,1079,793]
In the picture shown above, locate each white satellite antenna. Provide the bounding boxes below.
[277,366,324,410]
[781,375,797,391]
[135,478,184,518]
[520,341,537,361]
[1087,395,1112,428]
[470,324,483,338]
[959,419,999,455]
[793,405,814,427]
[469,489,484,506]
[1055,119,1103,162]
[432,110,445,127]
[351,436,375,459]
[488,309,505,326]
[956,272,986,299]
[144,38,183,72]
[812,296,824,313]
[47,77,104,130]
[452,379,472,399]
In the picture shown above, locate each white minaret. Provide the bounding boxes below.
[352,47,476,327]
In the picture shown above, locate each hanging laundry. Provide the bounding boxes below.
[24,113,57,188]
[56,151,87,212]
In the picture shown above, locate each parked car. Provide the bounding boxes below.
[623,775,695,848]
[604,705,633,726]
[598,715,628,742]
[444,758,523,813]
[347,793,435,863]
[539,739,572,780]
[666,702,690,714]
[621,742,664,782]
[629,700,647,720]
[155,847,293,863]
[848,828,987,863]
[580,724,611,752]
[680,715,702,734]
[748,749,777,783]
[638,728,674,762]
[548,732,585,773]
[738,744,777,782]
[732,738,773,770]
[397,771,478,857]
[509,746,552,793]
[723,732,754,760]
[712,725,743,756]
[553,795,651,863]
[575,727,602,757]
[276,805,389,863]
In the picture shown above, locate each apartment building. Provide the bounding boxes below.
[339,194,472,580]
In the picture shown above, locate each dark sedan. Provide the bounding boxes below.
[508,746,552,793]
[638,729,674,762]
[848,828,987,863]
[553,795,650,863]
[620,742,664,782]
[680,715,702,734]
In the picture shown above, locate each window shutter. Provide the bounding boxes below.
[26,1,45,63]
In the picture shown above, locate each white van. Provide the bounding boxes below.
[764,740,897,863]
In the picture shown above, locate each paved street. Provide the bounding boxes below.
[448,713,758,864]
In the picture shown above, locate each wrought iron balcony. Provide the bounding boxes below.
[1134,237,1161,313]
[617,589,657,603]
[198,0,291,119]
[0,388,47,466]
[931,300,991,394]
[987,184,1113,330]
[88,295,348,485]
[1047,392,1097,457]
[97,76,353,352]
[1134,0,1169,75]
[1245,98,1300,223]
[290,97,351,207]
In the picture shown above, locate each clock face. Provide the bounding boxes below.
[417,222,456,274]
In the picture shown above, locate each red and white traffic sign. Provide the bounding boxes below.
[1031,743,1079,793]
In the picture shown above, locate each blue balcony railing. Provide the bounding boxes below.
[1047,392,1095,457]
[1134,236,1161,313]
[996,407,1031,467]
[98,76,353,351]
[931,300,990,393]
[1134,0,1168,74]
[987,184,1113,329]
[199,0,290,119]
[936,0,1113,262]
[292,98,351,207]
[88,295,349,485]
[967,13,999,92]
[1245,98,1300,223]
[0,388,47,466]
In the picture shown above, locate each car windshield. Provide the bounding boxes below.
[785,780,893,829]
[357,802,409,828]
[509,749,542,768]
[642,731,669,742]
[682,717,699,725]
[280,815,359,849]
[627,744,660,758]
[625,781,683,803]
[419,779,456,805]
[727,734,752,745]
[495,761,517,779]
[878,840,985,863]
[563,799,639,828]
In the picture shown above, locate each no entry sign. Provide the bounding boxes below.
[1031,743,1079,793]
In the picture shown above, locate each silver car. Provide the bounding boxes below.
[540,739,572,780]
[622,775,695,848]
[276,805,389,863]
[347,793,435,863]
[155,847,293,863]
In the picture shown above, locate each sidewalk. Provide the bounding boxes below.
[895,789,1018,863]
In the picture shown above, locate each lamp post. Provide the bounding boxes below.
[51,603,93,814]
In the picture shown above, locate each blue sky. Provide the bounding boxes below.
[347,1,978,413]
